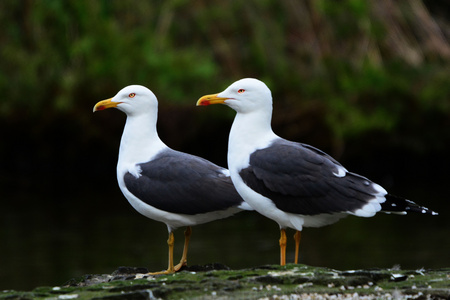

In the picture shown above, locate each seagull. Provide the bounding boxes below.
[197,78,438,266]
[93,85,250,274]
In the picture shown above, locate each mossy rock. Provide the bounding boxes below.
[1,264,449,299]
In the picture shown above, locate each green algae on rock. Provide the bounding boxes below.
[1,264,449,299]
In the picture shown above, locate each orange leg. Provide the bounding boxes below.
[279,228,287,266]
[147,231,175,275]
[293,230,301,264]
[174,226,192,271]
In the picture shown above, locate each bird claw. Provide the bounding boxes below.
[146,269,175,276]
[146,260,187,276]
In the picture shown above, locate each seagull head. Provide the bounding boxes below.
[93,85,158,116]
[197,78,272,114]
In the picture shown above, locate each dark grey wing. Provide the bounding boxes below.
[239,139,382,215]
[123,149,244,215]
[298,143,344,167]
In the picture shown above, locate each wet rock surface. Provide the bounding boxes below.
[2,264,449,299]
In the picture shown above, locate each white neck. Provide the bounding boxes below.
[228,109,277,170]
[118,112,167,168]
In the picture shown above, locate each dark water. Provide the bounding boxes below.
[0,183,448,291]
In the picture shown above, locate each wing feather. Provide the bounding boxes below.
[124,149,244,215]
[239,139,383,215]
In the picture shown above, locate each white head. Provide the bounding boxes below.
[93,85,158,117]
[197,78,272,114]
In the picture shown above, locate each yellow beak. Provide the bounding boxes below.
[93,98,119,112]
[196,93,228,106]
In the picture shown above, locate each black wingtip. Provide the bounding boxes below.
[382,194,438,216]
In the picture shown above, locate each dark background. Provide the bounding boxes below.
[0,0,449,291]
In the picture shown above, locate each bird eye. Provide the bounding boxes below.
[238,89,245,94]
[128,93,136,98]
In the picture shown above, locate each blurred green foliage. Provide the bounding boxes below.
[0,0,218,115]
[0,0,449,145]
